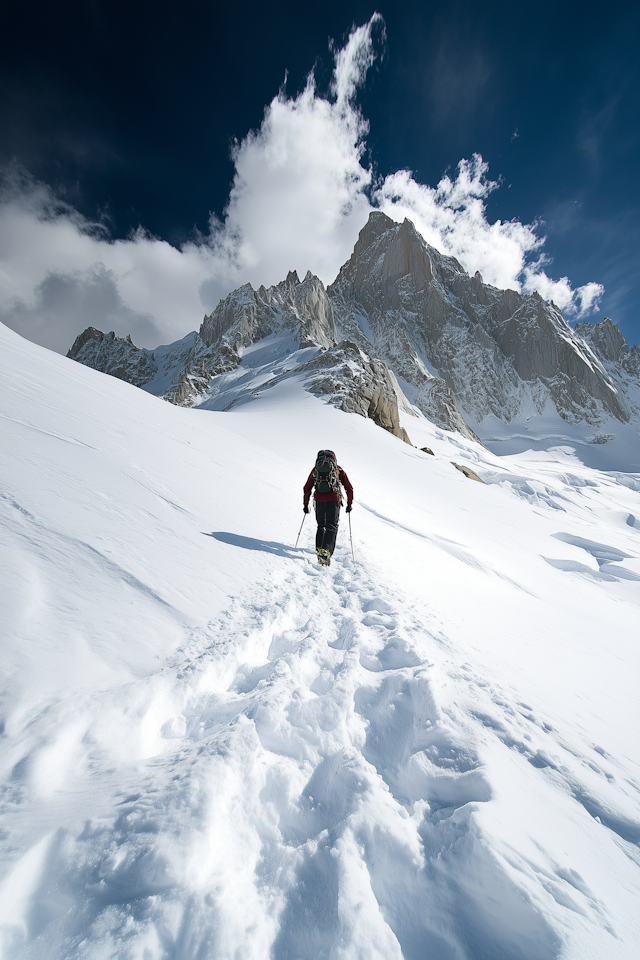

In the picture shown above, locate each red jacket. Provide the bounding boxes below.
[304,465,353,507]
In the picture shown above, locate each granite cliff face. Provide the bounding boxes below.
[67,212,639,445]
[329,212,634,429]
[200,270,336,352]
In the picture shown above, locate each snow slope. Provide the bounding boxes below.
[1,321,639,959]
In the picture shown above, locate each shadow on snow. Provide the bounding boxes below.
[203,531,304,559]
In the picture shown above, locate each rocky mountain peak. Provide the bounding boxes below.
[576,317,629,362]
[67,326,107,359]
[328,210,636,428]
[575,317,640,380]
[381,219,435,289]
[66,210,639,444]
[351,210,396,252]
[66,327,158,386]
[201,269,336,356]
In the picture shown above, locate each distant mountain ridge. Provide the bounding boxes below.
[67,211,639,445]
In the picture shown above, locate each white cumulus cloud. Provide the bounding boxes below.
[520,258,604,317]
[0,14,604,354]
[376,156,542,291]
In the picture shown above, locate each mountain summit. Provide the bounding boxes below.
[67,212,639,450]
[330,212,636,427]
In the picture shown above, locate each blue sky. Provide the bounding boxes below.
[1,0,637,352]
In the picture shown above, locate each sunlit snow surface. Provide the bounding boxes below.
[1,322,639,960]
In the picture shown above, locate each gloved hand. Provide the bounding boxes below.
[303,505,310,514]
[346,503,352,513]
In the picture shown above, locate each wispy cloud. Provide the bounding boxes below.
[0,15,605,353]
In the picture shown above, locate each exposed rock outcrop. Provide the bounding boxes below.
[576,317,640,381]
[451,462,484,483]
[199,270,336,351]
[298,340,412,444]
[165,269,339,406]
[67,328,158,386]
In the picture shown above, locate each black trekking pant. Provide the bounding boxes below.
[315,500,340,555]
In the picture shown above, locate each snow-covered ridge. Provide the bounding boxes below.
[67,269,414,445]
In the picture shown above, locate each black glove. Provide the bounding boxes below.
[303,505,310,514]
[346,503,352,513]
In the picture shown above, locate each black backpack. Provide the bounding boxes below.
[313,450,340,495]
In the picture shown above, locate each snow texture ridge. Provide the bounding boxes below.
[1,320,639,959]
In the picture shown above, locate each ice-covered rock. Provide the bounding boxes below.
[575,317,637,366]
[200,270,336,351]
[575,316,640,414]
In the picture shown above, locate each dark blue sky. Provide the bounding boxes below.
[1,0,638,344]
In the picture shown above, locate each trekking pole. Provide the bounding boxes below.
[348,511,355,561]
[294,512,307,549]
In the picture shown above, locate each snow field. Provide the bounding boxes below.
[1,322,639,959]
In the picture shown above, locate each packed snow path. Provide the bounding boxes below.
[1,323,639,959]
[3,545,631,959]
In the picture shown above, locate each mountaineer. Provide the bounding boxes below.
[303,450,353,566]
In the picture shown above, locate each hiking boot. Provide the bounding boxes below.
[317,548,331,566]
